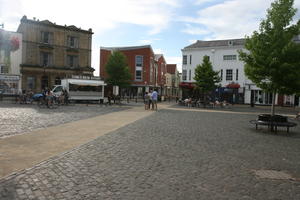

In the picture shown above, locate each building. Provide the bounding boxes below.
[181,39,277,105]
[17,16,94,92]
[165,64,180,98]
[0,29,22,95]
[154,54,167,96]
[100,45,167,98]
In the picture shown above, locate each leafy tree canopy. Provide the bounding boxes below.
[105,51,131,88]
[239,0,300,95]
[194,55,220,94]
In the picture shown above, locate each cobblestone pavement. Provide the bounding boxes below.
[0,103,128,138]
[1,108,300,199]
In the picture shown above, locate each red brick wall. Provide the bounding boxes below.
[100,47,154,86]
[157,56,167,86]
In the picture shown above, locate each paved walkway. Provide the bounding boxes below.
[0,104,168,179]
[1,103,299,199]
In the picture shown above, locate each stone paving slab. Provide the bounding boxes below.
[0,104,300,199]
[0,104,167,178]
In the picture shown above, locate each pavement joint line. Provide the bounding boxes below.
[166,107,297,118]
[0,103,172,180]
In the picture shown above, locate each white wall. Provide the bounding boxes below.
[182,46,251,88]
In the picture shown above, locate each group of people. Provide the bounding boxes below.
[144,89,158,110]
[42,88,69,107]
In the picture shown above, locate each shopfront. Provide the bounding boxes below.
[0,74,20,95]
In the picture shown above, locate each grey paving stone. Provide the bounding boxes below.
[0,108,300,199]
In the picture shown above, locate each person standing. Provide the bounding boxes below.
[144,92,150,110]
[151,89,158,110]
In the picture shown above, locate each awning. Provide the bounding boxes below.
[226,83,240,89]
[179,82,195,89]
[68,79,106,86]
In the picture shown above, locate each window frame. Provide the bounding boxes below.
[226,69,233,81]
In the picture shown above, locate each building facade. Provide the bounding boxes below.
[0,29,22,95]
[181,39,278,105]
[100,45,167,98]
[165,64,180,98]
[17,16,94,92]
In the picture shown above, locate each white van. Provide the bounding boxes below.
[52,78,106,101]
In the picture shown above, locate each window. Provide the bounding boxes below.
[55,77,61,85]
[226,69,233,81]
[236,69,238,81]
[223,55,237,61]
[135,55,143,81]
[0,65,8,73]
[40,52,53,66]
[67,36,78,48]
[41,31,53,44]
[189,55,192,64]
[27,76,35,89]
[135,70,142,80]
[189,69,191,81]
[182,69,187,81]
[182,55,187,65]
[220,69,223,81]
[67,55,79,67]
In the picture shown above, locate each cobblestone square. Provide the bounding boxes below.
[0,104,300,199]
[0,103,128,138]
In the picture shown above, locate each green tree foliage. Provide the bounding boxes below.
[194,55,220,102]
[105,51,131,88]
[239,0,300,114]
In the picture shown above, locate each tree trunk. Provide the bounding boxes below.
[271,91,276,116]
[270,91,276,132]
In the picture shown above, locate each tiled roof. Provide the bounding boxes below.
[183,38,245,49]
[166,64,176,74]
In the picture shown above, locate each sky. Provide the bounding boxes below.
[0,0,300,75]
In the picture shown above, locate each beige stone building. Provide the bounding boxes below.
[17,16,94,92]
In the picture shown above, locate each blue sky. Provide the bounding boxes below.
[1,0,300,74]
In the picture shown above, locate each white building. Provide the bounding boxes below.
[0,29,22,95]
[181,39,276,105]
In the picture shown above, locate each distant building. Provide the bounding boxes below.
[165,64,180,98]
[100,45,167,98]
[17,16,94,92]
[0,29,22,95]
[181,38,300,106]
[182,39,276,105]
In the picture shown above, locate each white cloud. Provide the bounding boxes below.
[139,38,161,45]
[188,39,197,44]
[154,48,164,54]
[180,0,300,40]
[0,0,180,76]
[181,24,210,35]
[194,0,212,6]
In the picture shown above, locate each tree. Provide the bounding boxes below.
[194,55,220,105]
[105,51,131,88]
[239,0,300,115]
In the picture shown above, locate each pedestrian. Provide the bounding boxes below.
[144,92,150,110]
[63,89,69,105]
[151,89,158,110]
[148,90,152,109]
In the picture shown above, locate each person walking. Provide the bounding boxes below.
[151,89,158,110]
[144,92,150,110]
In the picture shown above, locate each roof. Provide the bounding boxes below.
[20,15,93,34]
[100,45,153,52]
[183,38,245,49]
[166,64,176,74]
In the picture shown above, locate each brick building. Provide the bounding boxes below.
[100,45,167,97]
[17,16,94,92]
